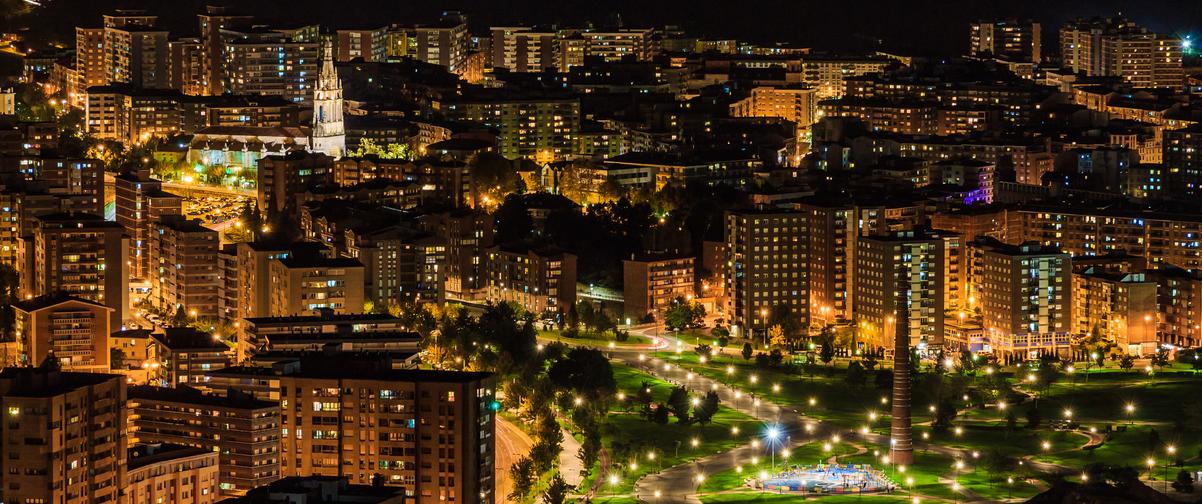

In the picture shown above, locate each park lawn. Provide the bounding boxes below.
[652,350,888,426]
[1032,424,1202,470]
[839,450,961,501]
[918,424,1050,460]
[599,362,763,495]
[539,329,653,348]
[952,462,1043,502]
[1026,374,1202,424]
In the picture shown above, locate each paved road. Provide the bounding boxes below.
[495,417,534,501]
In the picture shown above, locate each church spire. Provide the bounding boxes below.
[310,36,346,158]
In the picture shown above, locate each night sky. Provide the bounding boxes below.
[13,0,1202,53]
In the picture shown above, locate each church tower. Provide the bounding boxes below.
[310,36,346,158]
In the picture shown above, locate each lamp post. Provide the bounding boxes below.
[760,308,769,348]
[1165,446,1176,492]
[765,426,782,473]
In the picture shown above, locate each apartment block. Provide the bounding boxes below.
[968,238,1072,361]
[853,230,945,351]
[12,293,113,371]
[1072,268,1158,352]
[273,364,495,503]
[29,212,128,329]
[268,255,365,316]
[128,385,281,494]
[724,208,809,339]
[115,169,183,280]
[1060,17,1183,88]
[484,243,576,317]
[969,19,1041,63]
[0,365,126,504]
[623,252,695,320]
[149,215,220,318]
[150,327,233,387]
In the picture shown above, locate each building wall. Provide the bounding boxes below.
[277,374,496,503]
[622,256,695,319]
[129,389,281,494]
[14,299,112,371]
[853,235,944,350]
[0,371,126,504]
[724,210,808,339]
[122,449,220,504]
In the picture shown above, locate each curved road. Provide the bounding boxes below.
[495,417,535,501]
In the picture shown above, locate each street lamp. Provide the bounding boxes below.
[1166,446,1177,492]
[765,426,783,472]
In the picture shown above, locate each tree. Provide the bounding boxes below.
[494,194,533,244]
[819,338,835,366]
[548,348,617,404]
[663,297,704,331]
[1118,354,1135,373]
[667,386,691,423]
[932,399,958,432]
[543,473,572,504]
[1025,405,1042,429]
[768,303,803,341]
[468,152,522,202]
[577,430,601,479]
[845,360,867,388]
[1178,348,1202,373]
[1005,409,1018,434]
[767,325,787,347]
[873,369,892,390]
[742,342,753,361]
[636,381,654,411]
[1151,347,1170,371]
[651,404,670,424]
[981,450,1015,485]
[508,456,536,501]
[693,390,720,424]
[348,138,412,160]
[1174,470,1195,493]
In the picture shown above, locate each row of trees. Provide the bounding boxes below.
[412,303,619,503]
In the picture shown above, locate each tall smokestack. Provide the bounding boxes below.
[890,270,914,465]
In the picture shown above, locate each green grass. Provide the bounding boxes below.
[650,350,890,426]
[596,362,763,495]
[539,329,653,348]
[631,345,1202,502]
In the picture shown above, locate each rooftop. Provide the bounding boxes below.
[152,327,227,351]
[129,384,276,409]
[210,363,491,383]
[244,313,401,325]
[128,443,213,470]
[12,293,110,313]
